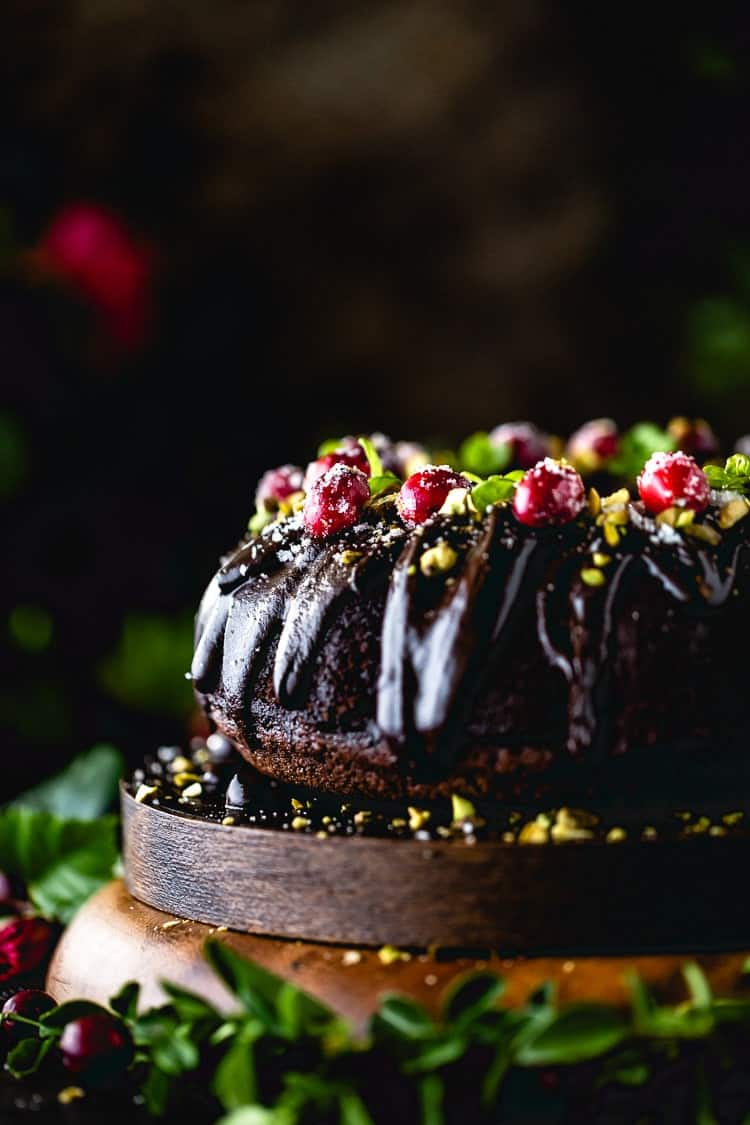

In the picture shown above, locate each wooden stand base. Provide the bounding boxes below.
[47,881,750,1032]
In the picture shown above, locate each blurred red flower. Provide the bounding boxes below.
[37,203,152,350]
[0,918,56,982]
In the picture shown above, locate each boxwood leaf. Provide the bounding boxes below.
[442,971,505,1026]
[109,981,141,1020]
[373,995,436,1041]
[515,1003,628,1066]
[5,1036,54,1078]
[213,1028,258,1110]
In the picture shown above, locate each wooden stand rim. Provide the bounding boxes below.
[122,786,750,951]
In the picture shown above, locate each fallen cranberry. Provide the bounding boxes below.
[255,464,304,512]
[0,918,56,983]
[396,466,469,525]
[667,416,719,461]
[490,422,551,469]
[1,990,56,1051]
[637,451,710,515]
[513,459,585,527]
[566,418,619,472]
[59,1013,133,1083]
[303,463,370,537]
[303,441,371,492]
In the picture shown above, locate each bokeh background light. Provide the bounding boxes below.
[2,2,750,790]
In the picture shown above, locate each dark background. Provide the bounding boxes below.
[2,1,750,793]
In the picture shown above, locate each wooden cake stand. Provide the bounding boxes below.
[47,788,750,1024]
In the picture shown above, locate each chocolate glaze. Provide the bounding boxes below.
[193,499,750,800]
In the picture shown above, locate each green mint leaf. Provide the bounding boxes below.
[317,437,344,456]
[471,476,517,512]
[609,422,676,479]
[372,995,436,1041]
[213,1026,259,1110]
[726,453,750,478]
[442,971,505,1027]
[10,744,123,820]
[5,1036,54,1079]
[109,981,140,1021]
[0,807,118,923]
[368,472,401,498]
[459,432,510,477]
[357,435,383,479]
[515,1003,628,1066]
[704,454,750,494]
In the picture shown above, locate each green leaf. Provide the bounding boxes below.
[206,940,307,1030]
[41,999,112,1030]
[153,1023,201,1075]
[418,1074,444,1125]
[141,1064,173,1117]
[109,981,141,1020]
[373,996,435,1041]
[275,981,334,1039]
[318,437,344,456]
[357,435,383,479]
[5,1036,54,1078]
[367,472,401,498]
[403,1037,468,1073]
[160,981,219,1025]
[0,807,118,923]
[10,744,123,820]
[249,509,274,535]
[683,962,712,1008]
[98,611,194,719]
[703,454,750,494]
[338,1090,375,1125]
[215,1109,293,1125]
[442,972,505,1027]
[609,423,676,479]
[515,1004,628,1066]
[470,476,517,512]
[213,1027,259,1110]
[458,432,510,477]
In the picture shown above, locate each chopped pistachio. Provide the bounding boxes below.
[682,816,711,836]
[378,945,411,965]
[675,509,695,528]
[169,755,193,774]
[278,491,305,517]
[655,507,679,528]
[606,826,627,843]
[722,811,744,826]
[407,564,417,577]
[173,772,201,789]
[588,487,601,517]
[709,825,728,837]
[451,794,476,822]
[291,816,311,830]
[58,1088,86,1105]
[581,567,606,587]
[316,831,327,839]
[502,831,516,844]
[420,542,458,577]
[353,810,372,826]
[134,783,159,804]
[642,826,658,840]
[518,816,549,844]
[407,806,430,831]
[181,782,202,799]
[221,816,236,826]
[439,487,478,519]
[603,522,621,548]
[291,797,305,811]
[391,817,407,829]
[592,552,611,568]
[436,826,452,838]
[683,522,721,546]
[339,549,363,565]
[321,815,332,825]
[719,497,750,529]
[550,807,596,842]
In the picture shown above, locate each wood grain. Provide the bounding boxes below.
[122,786,750,951]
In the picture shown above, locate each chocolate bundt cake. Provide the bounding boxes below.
[191,422,750,801]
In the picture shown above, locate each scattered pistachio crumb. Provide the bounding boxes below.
[169,755,192,774]
[407,564,417,577]
[58,1087,86,1105]
[588,488,601,517]
[518,816,549,844]
[436,826,452,838]
[420,542,458,577]
[378,945,411,965]
[181,782,202,799]
[391,817,407,829]
[719,497,750,529]
[291,797,304,811]
[642,826,658,840]
[316,831,327,839]
[215,925,228,933]
[603,522,621,548]
[550,808,596,842]
[581,567,606,588]
[322,816,332,825]
[502,831,516,844]
[221,816,236,826]
[291,816,311,831]
[173,771,201,789]
[592,552,611,568]
[606,826,627,843]
[353,810,372,826]
[407,806,431,831]
[342,950,362,966]
[339,549,363,565]
[709,825,728,837]
[683,522,721,546]
[723,811,744,826]
[134,783,159,804]
[675,810,692,822]
[451,794,476,822]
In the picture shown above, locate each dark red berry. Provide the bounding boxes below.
[637,451,709,515]
[255,464,304,512]
[0,918,56,982]
[396,466,469,525]
[566,418,619,472]
[303,441,371,492]
[1,990,56,1050]
[59,1013,133,1082]
[667,416,719,461]
[303,463,370,537]
[490,422,551,469]
[513,459,585,527]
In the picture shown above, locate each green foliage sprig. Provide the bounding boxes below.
[703,453,750,494]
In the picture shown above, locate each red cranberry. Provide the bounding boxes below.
[667,416,719,461]
[255,464,304,511]
[59,1013,133,1082]
[396,466,469,525]
[637,451,710,515]
[303,441,371,492]
[566,418,619,472]
[1,990,56,1050]
[303,463,370,537]
[513,459,585,527]
[0,918,56,982]
[490,422,551,469]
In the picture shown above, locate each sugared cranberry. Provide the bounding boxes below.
[303,441,371,492]
[637,451,710,515]
[303,463,370,538]
[59,1013,133,1082]
[566,418,619,472]
[513,459,586,527]
[396,466,469,525]
[490,422,551,469]
[255,464,304,512]
[667,416,719,461]
[1,990,56,1051]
